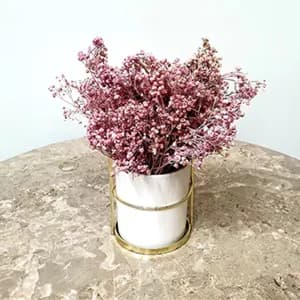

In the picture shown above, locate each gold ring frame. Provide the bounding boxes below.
[108,160,194,255]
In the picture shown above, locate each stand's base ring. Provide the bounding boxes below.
[113,218,192,255]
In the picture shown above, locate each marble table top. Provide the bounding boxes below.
[0,139,299,300]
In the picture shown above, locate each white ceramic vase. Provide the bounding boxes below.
[115,166,191,249]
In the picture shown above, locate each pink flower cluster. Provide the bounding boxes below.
[49,37,265,174]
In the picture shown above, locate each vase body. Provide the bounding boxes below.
[115,166,191,249]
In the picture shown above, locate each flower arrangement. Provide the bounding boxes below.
[49,37,265,175]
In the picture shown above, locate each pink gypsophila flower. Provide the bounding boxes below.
[50,37,266,175]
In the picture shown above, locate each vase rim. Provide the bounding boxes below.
[116,164,191,178]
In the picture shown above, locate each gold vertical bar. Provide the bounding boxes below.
[108,158,115,235]
[190,166,194,227]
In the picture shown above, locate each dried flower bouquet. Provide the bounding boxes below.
[50,37,265,175]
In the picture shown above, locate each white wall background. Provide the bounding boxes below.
[0,0,299,161]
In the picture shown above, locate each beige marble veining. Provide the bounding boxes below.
[0,139,299,299]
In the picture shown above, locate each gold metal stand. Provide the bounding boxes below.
[108,160,194,255]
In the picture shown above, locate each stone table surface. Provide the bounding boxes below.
[0,139,300,300]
